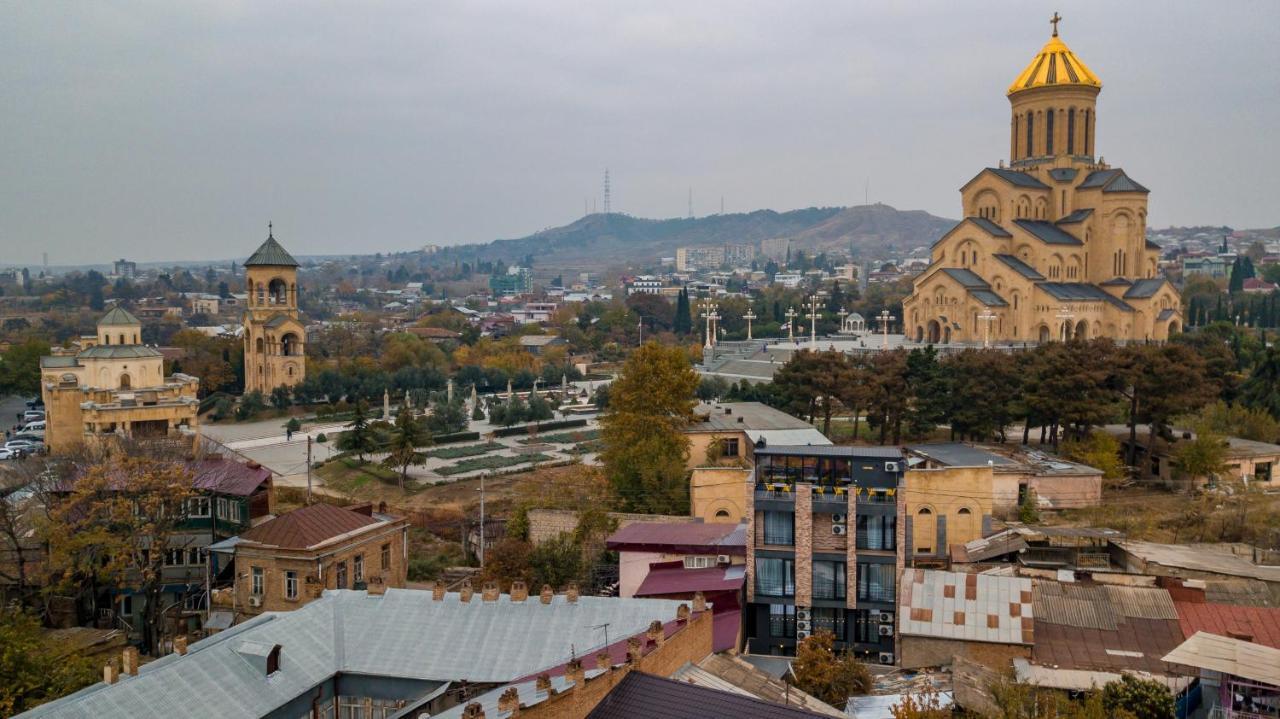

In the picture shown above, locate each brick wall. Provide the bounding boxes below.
[846,493,857,608]
[811,513,848,553]
[794,483,813,606]
[745,478,756,603]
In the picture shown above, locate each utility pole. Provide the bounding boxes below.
[478,472,487,570]
[306,435,313,505]
[637,319,643,345]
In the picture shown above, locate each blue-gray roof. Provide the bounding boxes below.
[1056,208,1094,224]
[941,268,991,288]
[1146,239,1163,251]
[98,306,142,326]
[1078,169,1150,194]
[984,168,1050,190]
[969,289,1009,307]
[244,235,300,267]
[1099,277,1132,287]
[1048,168,1079,183]
[967,217,1012,237]
[1037,283,1135,312]
[16,589,686,719]
[1158,308,1177,322]
[908,443,1018,467]
[1014,220,1083,246]
[993,254,1046,280]
[755,445,904,459]
[1124,278,1167,299]
[77,345,163,360]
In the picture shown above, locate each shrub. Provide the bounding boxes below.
[316,433,328,443]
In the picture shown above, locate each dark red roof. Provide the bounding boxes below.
[191,458,272,496]
[587,671,829,719]
[1032,617,1189,676]
[606,522,746,555]
[1175,601,1280,649]
[238,503,381,549]
[635,561,744,597]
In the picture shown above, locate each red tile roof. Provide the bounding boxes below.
[1174,601,1280,649]
[238,503,382,549]
[606,522,746,555]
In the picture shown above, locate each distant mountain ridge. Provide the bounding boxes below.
[470,203,956,267]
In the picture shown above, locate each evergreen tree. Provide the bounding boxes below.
[338,400,377,461]
[674,288,692,335]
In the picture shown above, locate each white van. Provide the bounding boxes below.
[21,421,46,433]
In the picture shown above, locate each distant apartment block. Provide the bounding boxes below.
[676,244,756,272]
[625,275,665,295]
[760,238,791,260]
[113,258,138,279]
[489,266,533,295]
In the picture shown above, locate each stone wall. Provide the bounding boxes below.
[527,509,696,546]
[899,635,1030,670]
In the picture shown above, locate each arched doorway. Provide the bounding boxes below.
[927,320,941,344]
[1169,320,1180,336]
[1074,320,1088,340]
[119,373,131,390]
[915,326,924,342]
[1038,325,1051,343]
[943,326,952,344]
[281,332,299,357]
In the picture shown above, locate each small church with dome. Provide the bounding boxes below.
[902,15,1182,345]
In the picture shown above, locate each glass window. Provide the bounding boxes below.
[857,515,896,550]
[769,604,795,638]
[186,497,210,518]
[336,561,348,589]
[229,500,241,523]
[857,563,896,603]
[763,511,794,546]
[850,609,875,644]
[381,543,391,571]
[187,547,202,566]
[813,608,845,641]
[120,595,133,617]
[165,549,184,566]
[216,498,227,519]
[284,570,298,600]
[813,561,846,600]
[252,566,264,595]
[354,555,364,583]
[721,438,739,457]
[755,558,795,597]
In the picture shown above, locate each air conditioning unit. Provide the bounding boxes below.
[878,652,895,665]
[796,609,811,621]
[878,625,894,637]
[716,554,731,565]
[796,620,811,632]
[831,514,847,525]
[831,524,847,536]
[797,629,811,640]
[878,611,895,624]
[884,461,900,472]
[248,596,263,608]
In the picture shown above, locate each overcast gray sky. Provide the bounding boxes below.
[3,1,1277,264]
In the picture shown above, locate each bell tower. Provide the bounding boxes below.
[242,224,306,394]
[1007,13,1101,167]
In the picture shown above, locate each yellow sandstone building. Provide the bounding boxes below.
[242,227,306,394]
[40,306,200,453]
[903,17,1182,344]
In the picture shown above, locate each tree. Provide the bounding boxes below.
[530,533,584,588]
[891,691,951,719]
[1184,400,1280,443]
[270,385,292,410]
[1101,675,1175,719]
[43,455,198,654]
[0,338,52,396]
[1172,429,1229,484]
[0,607,99,715]
[1060,431,1126,481]
[338,400,377,461]
[382,408,429,489]
[1119,344,1214,472]
[789,631,871,708]
[526,391,554,422]
[236,390,267,421]
[674,288,692,335]
[1241,347,1280,419]
[425,395,468,435]
[600,341,699,513]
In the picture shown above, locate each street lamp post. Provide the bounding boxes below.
[784,306,798,343]
[700,300,720,350]
[804,294,825,350]
[1055,304,1075,342]
[877,309,896,349]
[837,307,849,334]
[978,310,997,348]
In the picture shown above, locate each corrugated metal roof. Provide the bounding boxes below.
[1162,632,1280,686]
[1104,586,1177,620]
[635,562,745,597]
[586,672,831,719]
[1034,593,1117,631]
[898,569,1034,645]
[1174,601,1280,649]
[237,503,382,549]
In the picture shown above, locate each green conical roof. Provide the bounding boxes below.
[244,230,299,267]
[98,305,141,326]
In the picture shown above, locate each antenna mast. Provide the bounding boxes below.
[603,168,612,214]
[688,187,693,219]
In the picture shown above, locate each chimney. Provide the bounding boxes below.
[646,620,665,647]
[174,635,188,656]
[103,661,120,685]
[122,647,139,676]
[626,637,644,665]
[566,582,579,603]
[432,580,446,601]
[461,703,485,719]
[595,649,613,671]
[535,673,553,694]
[540,584,554,604]
[510,581,529,602]
[378,501,388,514]
[497,687,521,715]
[482,580,499,602]
[459,580,474,603]
[677,604,690,622]
[565,657,585,686]
[692,591,707,613]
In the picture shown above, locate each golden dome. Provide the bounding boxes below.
[1007,31,1101,96]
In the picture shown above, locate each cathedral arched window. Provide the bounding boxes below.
[1045,109,1055,155]
[1083,110,1091,155]
[1026,112,1034,157]
[1067,108,1076,155]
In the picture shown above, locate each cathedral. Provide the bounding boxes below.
[242,226,306,394]
[903,16,1182,345]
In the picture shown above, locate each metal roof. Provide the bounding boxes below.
[907,443,1018,468]
[984,167,1050,189]
[76,345,164,359]
[635,562,745,597]
[1031,580,1188,676]
[1162,632,1280,686]
[1112,540,1280,583]
[898,569,1034,645]
[1013,219,1083,246]
[1123,278,1167,299]
[19,590,687,719]
[243,234,300,267]
[1055,208,1093,223]
[966,217,1012,237]
[993,254,1046,280]
[969,290,1009,307]
[1048,168,1079,183]
[1078,169,1150,194]
[754,445,904,459]
[1174,601,1280,650]
[237,503,384,549]
[691,402,818,433]
[97,305,142,326]
[607,522,747,555]
[1036,283,1135,312]
[585,671,831,719]
[940,268,992,289]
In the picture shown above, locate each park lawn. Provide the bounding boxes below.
[424,442,504,460]
[518,429,600,445]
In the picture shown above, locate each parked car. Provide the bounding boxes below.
[22,411,45,423]
[0,448,16,460]
[4,439,42,455]
[25,398,44,410]
[20,421,45,433]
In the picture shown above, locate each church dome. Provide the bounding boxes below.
[1007,30,1101,96]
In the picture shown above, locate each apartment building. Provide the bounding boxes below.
[745,445,905,662]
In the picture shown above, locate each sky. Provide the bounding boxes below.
[3,1,1278,265]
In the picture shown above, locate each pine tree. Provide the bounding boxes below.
[674,288,692,335]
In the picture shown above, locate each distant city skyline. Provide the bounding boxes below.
[2,1,1277,264]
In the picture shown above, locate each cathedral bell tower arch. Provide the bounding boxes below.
[242,224,306,394]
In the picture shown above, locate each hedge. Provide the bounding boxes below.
[436,453,553,477]
[431,430,481,445]
[492,419,587,438]
[517,428,599,446]
[424,442,503,460]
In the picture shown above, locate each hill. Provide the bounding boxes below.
[465,203,955,268]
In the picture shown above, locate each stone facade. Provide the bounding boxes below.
[690,466,754,522]
[902,467,995,561]
[793,484,813,607]
[242,231,306,394]
[902,23,1182,345]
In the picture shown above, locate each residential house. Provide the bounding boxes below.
[747,445,905,661]
[1163,632,1280,719]
[900,465,995,564]
[906,443,1103,512]
[518,334,566,355]
[217,502,410,616]
[1243,277,1279,294]
[1106,428,1280,489]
